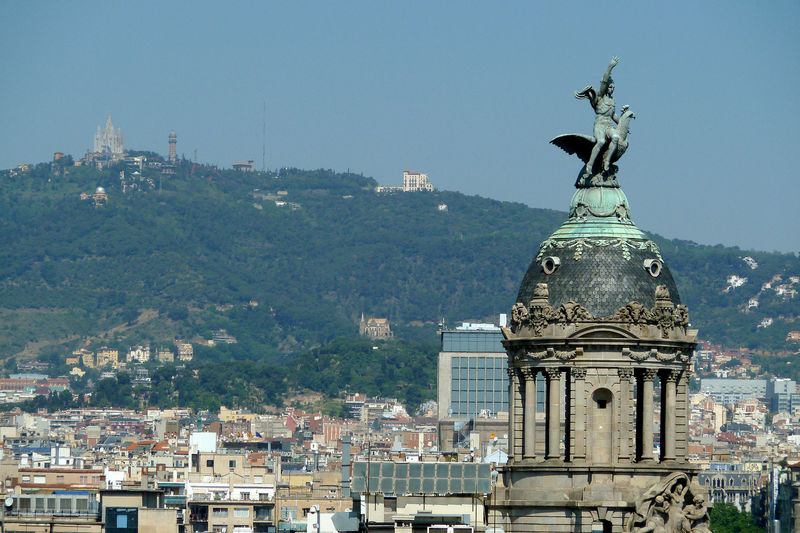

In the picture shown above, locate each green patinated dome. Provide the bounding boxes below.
[553,186,644,240]
[516,184,681,316]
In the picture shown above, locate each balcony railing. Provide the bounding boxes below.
[165,495,187,506]
[189,493,274,503]
[4,509,101,519]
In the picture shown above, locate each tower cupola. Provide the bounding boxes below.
[491,57,709,533]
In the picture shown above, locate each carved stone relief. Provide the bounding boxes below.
[509,283,691,340]
[510,346,584,363]
[625,473,710,533]
[621,347,691,364]
[617,368,634,380]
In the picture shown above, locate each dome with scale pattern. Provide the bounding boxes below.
[516,185,681,317]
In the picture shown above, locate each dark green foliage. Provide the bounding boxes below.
[174,361,288,411]
[166,306,188,322]
[0,157,798,411]
[296,337,438,409]
[721,359,741,369]
[126,151,164,161]
[654,237,799,350]
[752,353,800,383]
[93,373,136,409]
[708,502,762,533]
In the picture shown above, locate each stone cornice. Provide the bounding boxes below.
[498,462,700,475]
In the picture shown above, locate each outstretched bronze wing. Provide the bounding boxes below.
[550,134,595,163]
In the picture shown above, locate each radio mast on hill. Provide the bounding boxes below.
[262,99,267,172]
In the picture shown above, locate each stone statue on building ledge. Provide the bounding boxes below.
[626,472,711,533]
[551,56,636,188]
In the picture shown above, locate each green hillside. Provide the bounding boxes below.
[1,157,798,410]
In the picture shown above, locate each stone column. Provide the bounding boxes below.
[678,368,692,460]
[662,370,678,461]
[545,368,562,460]
[507,367,518,462]
[522,368,537,460]
[572,368,587,461]
[639,369,656,462]
[618,368,634,462]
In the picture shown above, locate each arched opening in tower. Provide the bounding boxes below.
[590,388,614,463]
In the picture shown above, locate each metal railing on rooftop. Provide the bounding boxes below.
[189,493,275,503]
[4,508,100,518]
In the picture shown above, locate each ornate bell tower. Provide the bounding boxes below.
[490,58,710,532]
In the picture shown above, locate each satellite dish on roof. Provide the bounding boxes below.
[4,496,14,508]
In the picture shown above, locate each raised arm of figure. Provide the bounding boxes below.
[598,56,619,97]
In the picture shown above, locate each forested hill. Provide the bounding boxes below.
[0,157,798,408]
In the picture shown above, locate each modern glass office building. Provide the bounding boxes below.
[437,325,512,453]
[448,352,508,418]
[438,325,508,420]
[438,323,546,421]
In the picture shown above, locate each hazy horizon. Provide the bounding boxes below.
[1,1,798,253]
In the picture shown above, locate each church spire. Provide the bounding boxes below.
[92,114,124,157]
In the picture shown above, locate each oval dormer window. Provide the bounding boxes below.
[541,256,561,275]
[643,258,662,278]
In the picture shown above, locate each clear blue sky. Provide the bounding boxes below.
[1,2,798,252]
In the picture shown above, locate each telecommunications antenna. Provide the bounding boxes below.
[262,99,267,172]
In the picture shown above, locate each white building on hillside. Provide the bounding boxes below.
[402,170,434,192]
[127,345,151,364]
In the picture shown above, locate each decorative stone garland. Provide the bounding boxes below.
[536,237,663,262]
[510,283,689,339]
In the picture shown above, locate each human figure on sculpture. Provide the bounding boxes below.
[665,481,689,531]
[627,473,687,532]
[636,495,669,533]
[576,56,622,176]
[682,494,712,533]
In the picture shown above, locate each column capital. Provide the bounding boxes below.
[641,369,657,381]
[521,367,537,380]
[545,367,562,381]
[572,368,587,380]
[618,368,634,380]
[507,367,518,379]
[665,370,680,383]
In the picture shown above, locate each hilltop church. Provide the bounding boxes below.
[359,313,393,339]
[92,114,124,158]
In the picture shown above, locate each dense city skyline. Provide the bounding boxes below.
[1,2,798,253]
